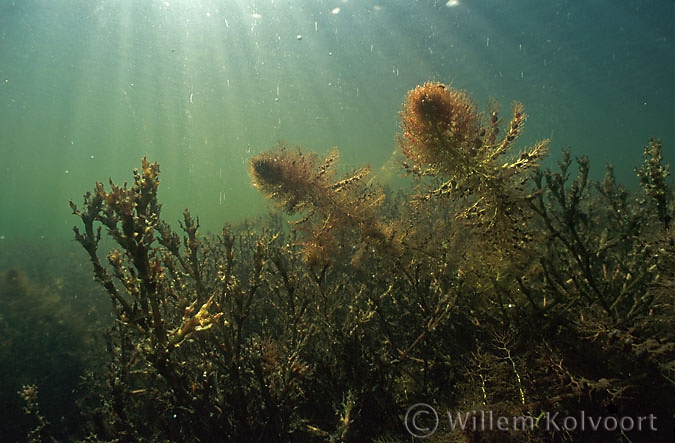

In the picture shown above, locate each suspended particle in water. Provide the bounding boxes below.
[297,34,302,40]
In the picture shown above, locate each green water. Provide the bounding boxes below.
[1,0,673,239]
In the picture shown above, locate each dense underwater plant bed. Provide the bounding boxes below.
[18,82,669,442]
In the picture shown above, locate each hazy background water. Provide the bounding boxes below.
[1,0,673,242]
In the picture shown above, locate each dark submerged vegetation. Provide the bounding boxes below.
[11,82,672,441]
[0,241,108,442]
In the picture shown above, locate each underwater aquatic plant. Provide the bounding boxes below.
[635,137,671,230]
[249,142,389,268]
[249,143,335,214]
[399,81,482,177]
[398,82,549,265]
[398,82,544,182]
[17,385,54,443]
